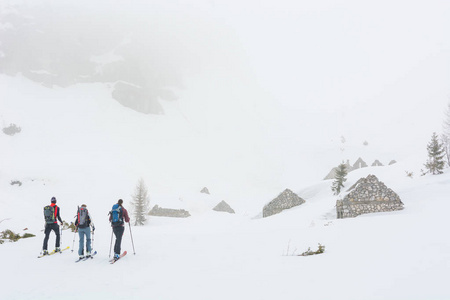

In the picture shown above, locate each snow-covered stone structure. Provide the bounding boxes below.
[148,205,191,218]
[213,201,235,214]
[371,159,383,166]
[263,189,305,218]
[200,187,210,194]
[336,175,404,219]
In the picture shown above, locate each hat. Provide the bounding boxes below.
[81,204,87,208]
[51,197,56,203]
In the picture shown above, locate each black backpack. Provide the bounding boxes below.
[44,205,55,224]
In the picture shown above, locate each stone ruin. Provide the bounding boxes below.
[263,189,305,218]
[200,187,210,194]
[213,201,235,214]
[371,160,383,166]
[324,157,396,180]
[148,205,191,218]
[336,174,404,219]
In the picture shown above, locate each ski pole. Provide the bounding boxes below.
[109,227,113,258]
[128,222,136,255]
[91,226,95,250]
[71,227,77,252]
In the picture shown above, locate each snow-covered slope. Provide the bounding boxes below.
[1,73,450,300]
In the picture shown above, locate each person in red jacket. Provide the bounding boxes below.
[109,199,130,260]
[42,197,63,255]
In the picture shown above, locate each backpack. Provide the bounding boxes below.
[44,205,55,224]
[110,204,123,226]
[77,207,89,228]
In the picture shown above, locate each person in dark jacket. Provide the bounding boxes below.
[109,199,130,260]
[42,197,63,255]
[74,204,95,259]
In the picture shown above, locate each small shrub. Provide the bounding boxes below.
[1,229,21,242]
[10,180,22,186]
[2,123,21,136]
[405,171,414,178]
[68,222,77,232]
[299,244,325,256]
[22,233,36,239]
[0,229,36,243]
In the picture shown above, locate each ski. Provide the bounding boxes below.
[38,246,70,258]
[110,251,127,264]
[75,251,97,263]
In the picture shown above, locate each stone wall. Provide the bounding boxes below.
[148,205,191,218]
[263,189,305,218]
[336,174,403,219]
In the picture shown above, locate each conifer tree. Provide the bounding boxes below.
[331,162,347,195]
[424,132,445,175]
[442,101,450,166]
[130,178,150,226]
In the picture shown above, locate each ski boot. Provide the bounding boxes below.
[55,247,61,253]
[42,250,49,256]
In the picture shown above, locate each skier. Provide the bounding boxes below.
[42,197,63,255]
[109,199,130,261]
[75,204,95,259]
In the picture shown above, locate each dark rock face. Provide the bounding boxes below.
[336,174,403,219]
[0,4,182,114]
[148,205,190,218]
[112,82,164,115]
[263,189,305,218]
[213,201,235,214]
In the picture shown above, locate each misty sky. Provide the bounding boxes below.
[1,0,450,182]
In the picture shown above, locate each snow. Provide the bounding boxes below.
[1,73,450,300]
[1,1,450,299]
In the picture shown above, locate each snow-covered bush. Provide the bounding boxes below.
[299,244,325,256]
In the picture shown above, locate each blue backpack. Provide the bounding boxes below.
[110,204,123,226]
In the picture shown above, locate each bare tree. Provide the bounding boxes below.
[130,178,150,226]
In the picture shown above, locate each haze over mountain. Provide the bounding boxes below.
[1,0,449,193]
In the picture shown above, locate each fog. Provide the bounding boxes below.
[1,0,450,187]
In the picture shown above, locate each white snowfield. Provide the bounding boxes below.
[1,166,449,300]
[0,74,449,299]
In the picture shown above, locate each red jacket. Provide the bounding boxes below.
[51,203,63,224]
